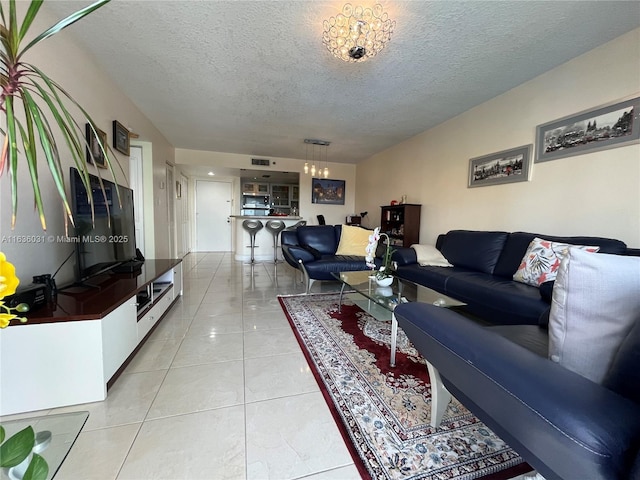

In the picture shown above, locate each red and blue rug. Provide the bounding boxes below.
[278,292,531,480]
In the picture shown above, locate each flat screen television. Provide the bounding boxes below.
[70,167,137,282]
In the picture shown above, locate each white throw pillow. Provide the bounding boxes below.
[513,237,599,287]
[410,244,453,267]
[548,248,640,383]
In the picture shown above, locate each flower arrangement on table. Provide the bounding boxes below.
[0,252,48,480]
[365,227,396,283]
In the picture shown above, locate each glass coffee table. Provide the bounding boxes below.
[332,270,466,428]
[0,411,88,480]
[332,270,465,368]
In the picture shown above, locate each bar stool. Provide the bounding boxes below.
[242,219,264,264]
[265,220,286,263]
[287,220,307,230]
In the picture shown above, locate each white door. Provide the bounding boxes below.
[195,180,232,251]
[129,146,145,255]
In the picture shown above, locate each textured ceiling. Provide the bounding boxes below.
[45,1,640,164]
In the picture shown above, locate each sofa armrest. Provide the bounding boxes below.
[394,303,640,480]
[392,247,417,266]
[282,244,317,264]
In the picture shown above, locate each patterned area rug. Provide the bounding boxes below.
[278,293,530,480]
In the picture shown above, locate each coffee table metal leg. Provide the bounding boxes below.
[338,281,346,313]
[427,361,452,428]
[390,312,398,367]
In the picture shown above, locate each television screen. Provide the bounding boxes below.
[70,167,137,281]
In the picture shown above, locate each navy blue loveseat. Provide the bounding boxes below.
[281,225,382,293]
[393,230,630,325]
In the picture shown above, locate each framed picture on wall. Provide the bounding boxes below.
[311,178,345,205]
[535,96,640,163]
[468,144,532,188]
[113,120,130,156]
[85,123,107,168]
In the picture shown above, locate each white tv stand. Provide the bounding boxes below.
[0,259,182,416]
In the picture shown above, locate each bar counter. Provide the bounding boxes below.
[229,215,303,262]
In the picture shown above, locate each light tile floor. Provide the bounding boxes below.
[2,252,528,480]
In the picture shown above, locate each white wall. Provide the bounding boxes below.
[356,28,640,247]
[175,149,358,227]
[0,5,175,285]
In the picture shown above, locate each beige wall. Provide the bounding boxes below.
[175,149,358,227]
[0,5,175,284]
[356,28,640,247]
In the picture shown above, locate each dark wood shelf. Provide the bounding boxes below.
[21,259,181,324]
[380,204,422,247]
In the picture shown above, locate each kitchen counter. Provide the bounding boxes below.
[229,215,303,220]
[229,216,304,262]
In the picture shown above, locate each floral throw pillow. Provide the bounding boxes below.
[513,237,600,287]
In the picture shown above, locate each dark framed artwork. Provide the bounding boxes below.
[85,123,107,168]
[112,120,130,156]
[468,144,532,188]
[535,96,640,163]
[311,178,345,205]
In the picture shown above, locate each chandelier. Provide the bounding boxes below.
[303,139,330,178]
[322,3,395,63]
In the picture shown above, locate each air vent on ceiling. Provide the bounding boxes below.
[251,158,270,166]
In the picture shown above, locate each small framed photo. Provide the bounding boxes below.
[311,178,345,205]
[112,120,130,156]
[176,181,182,199]
[468,144,532,188]
[86,123,107,168]
[536,96,640,163]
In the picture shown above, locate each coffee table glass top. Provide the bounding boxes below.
[332,270,465,313]
[0,411,89,480]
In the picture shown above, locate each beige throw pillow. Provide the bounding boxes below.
[548,248,640,383]
[411,244,453,267]
[335,225,371,256]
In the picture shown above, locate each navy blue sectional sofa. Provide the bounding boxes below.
[394,303,640,480]
[281,225,382,293]
[393,230,630,326]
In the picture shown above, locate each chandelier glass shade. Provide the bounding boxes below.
[322,3,395,62]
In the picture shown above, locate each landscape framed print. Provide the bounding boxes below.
[311,178,345,204]
[468,144,532,188]
[86,123,107,168]
[113,120,130,156]
[535,96,639,163]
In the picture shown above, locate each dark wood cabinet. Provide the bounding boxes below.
[380,204,421,247]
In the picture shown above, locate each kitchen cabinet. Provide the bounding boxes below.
[242,182,269,194]
[271,184,291,207]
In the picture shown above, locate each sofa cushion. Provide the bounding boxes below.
[493,232,628,278]
[548,248,640,383]
[296,225,339,255]
[335,225,371,256]
[604,319,640,404]
[439,230,508,274]
[302,255,372,280]
[513,237,600,287]
[445,271,549,326]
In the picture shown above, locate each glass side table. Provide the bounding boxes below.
[1,411,89,480]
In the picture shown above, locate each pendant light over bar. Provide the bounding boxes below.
[304,139,331,178]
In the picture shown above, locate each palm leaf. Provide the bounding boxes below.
[18,0,43,42]
[20,0,110,58]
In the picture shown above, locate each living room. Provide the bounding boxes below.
[1,2,639,479]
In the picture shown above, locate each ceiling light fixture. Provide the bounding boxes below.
[304,139,330,178]
[322,3,395,63]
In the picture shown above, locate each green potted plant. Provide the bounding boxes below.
[1,0,120,231]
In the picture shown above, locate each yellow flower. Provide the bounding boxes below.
[0,313,17,328]
[0,252,20,300]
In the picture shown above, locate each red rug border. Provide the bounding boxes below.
[278,293,534,480]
